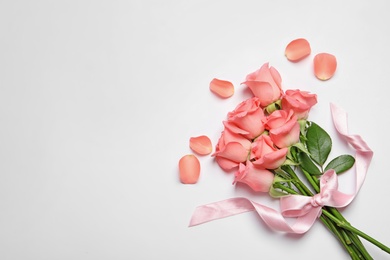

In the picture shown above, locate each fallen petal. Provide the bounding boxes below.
[189,135,212,155]
[179,154,201,184]
[285,38,311,62]
[209,78,234,98]
[313,53,337,80]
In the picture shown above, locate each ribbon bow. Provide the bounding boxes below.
[281,169,351,218]
[189,104,373,234]
[278,169,353,232]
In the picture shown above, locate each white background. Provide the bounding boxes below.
[1,1,389,259]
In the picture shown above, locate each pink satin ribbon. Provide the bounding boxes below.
[189,104,373,234]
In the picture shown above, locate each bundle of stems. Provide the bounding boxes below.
[274,166,389,259]
[272,120,390,259]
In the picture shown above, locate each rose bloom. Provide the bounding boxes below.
[233,161,274,192]
[251,135,288,169]
[242,63,283,107]
[281,89,317,119]
[212,128,252,171]
[224,97,265,140]
[264,109,300,148]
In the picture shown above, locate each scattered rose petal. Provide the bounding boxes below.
[189,135,212,155]
[313,53,337,80]
[285,38,311,62]
[179,154,200,184]
[209,78,234,98]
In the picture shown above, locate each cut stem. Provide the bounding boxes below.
[322,210,390,254]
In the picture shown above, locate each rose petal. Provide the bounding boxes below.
[189,135,212,155]
[252,147,288,169]
[215,156,239,171]
[313,53,337,80]
[179,154,200,184]
[269,66,282,89]
[215,142,249,163]
[209,78,234,98]
[233,162,274,192]
[243,81,275,106]
[285,38,311,62]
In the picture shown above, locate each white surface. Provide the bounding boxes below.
[1,1,389,259]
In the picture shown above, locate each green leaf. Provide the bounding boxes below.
[298,119,308,137]
[297,152,322,175]
[282,159,299,166]
[287,146,298,162]
[292,142,310,155]
[281,165,297,178]
[274,168,289,178]
[325,155,355,174]
[269,175,291,198]
[306,122,332,166]
[269,185,289,198]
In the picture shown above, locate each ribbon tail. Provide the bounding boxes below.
[330,103,374,206]
[289,207,322,234]
[189,197,320,234]
[189,197,255,226]
[251,201,320,234]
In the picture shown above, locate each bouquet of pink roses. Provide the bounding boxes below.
[179,40,390,259]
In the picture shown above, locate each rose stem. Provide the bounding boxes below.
[321,210,390,254]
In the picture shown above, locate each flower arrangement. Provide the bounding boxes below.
[178,39,390,259]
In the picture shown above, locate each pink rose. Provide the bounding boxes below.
[224,97,265,140]
[281,89,317,119]
[213,128,252,171]
[251,135,288,169]
[233,161,274,192]
[242,63,283,107]
[264,110,300,148]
